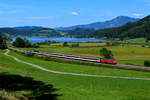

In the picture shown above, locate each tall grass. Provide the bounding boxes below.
[0,90,20,100]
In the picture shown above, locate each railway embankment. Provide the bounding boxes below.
[8,47,150,72]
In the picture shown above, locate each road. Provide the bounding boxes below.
[4,49,150,81]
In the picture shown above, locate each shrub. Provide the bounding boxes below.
[24,52,34,57]
[141,45,145,47]
[144,60,150,67]
[43,56,51,61]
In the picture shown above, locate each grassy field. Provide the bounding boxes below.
[123,38,150,44]
[18,44,150,66]
[38,42,106,48]
[1,50,150,99]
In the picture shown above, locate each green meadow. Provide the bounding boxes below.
[19,43,150,66]
[1,50,150,100]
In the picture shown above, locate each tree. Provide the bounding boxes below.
[63,42,68,47]
[100,48,114,59]
[13,37,25,47]
[0,35,7,49]
[24,38,32,48]
[13,37,33,48]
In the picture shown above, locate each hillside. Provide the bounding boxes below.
[14,26,45,30]
[0,27,62,37]
[91,15,150,40]
[56,16,139,30]
[65,28,94,37]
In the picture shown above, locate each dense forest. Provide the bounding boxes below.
[90,15,150,40]
[65,28,94,37]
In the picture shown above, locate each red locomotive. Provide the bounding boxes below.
[100,58,117,64]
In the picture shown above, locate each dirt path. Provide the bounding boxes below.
[4,49,150,81]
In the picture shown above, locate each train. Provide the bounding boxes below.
[100,58,117,64]
[30,50,117,65]
[9,47,117,65]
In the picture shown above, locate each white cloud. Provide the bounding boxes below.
[71,12,79,16]
[133,13,143,17]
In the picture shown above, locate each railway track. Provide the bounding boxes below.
[4,49,150,80]
[8,47,150,71]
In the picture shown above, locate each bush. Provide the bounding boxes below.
[141,45,145,47]
[43,56,51,61]
[144,61,150,67]
[24,52,34,57]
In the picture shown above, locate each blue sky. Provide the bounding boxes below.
[0,0,150,28]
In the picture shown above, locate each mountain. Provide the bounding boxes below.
[0,27,62,37]
[91,15,150,40]
[55,16,139,30]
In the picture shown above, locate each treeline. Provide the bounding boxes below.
[0,28,62,37]
[90,15,150,41]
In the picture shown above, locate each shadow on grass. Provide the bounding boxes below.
[0,72,60,100]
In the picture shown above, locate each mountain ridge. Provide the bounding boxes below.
[55,16,139,30]
[90,15,150,40]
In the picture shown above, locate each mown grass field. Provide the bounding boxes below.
[1,50,150,100]
[40,42,106,48]
[123,38,150,44]
[19,44,150,66]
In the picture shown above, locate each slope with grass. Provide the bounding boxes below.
[1,50,150,100]
[19,45,150,66]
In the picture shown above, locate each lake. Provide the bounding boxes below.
[13,37,105,43]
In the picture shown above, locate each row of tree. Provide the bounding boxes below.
[0,28,62,37]
[63,42,80,47]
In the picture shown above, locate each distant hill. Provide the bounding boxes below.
[0,27,62,37]
[91,15,150,40]
[55,16,139,30]
[66,28,94,37]
[14,26,45,30]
